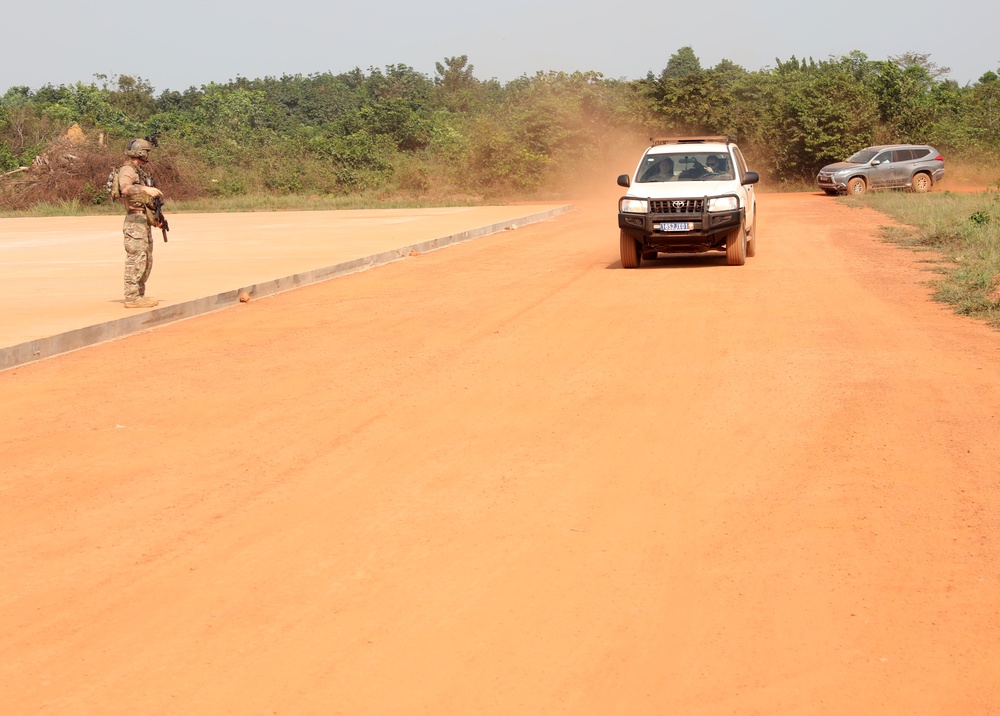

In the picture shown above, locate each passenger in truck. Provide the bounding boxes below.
[640,157,674,182]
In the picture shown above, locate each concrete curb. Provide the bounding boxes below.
[2,205,573,371]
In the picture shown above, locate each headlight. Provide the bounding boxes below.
[707,196,738,212]
[620,198,649,214]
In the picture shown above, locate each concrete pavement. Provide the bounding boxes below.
[0,204,571,370]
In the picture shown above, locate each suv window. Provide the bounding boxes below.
[638,152,734,182]
[912,148,931,159]
[892,149,914,162]
[873,151,892,164]
[848,149,878,163]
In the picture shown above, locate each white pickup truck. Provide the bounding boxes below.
[617,136,759,268]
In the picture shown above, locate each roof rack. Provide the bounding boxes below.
[650,135,736,146]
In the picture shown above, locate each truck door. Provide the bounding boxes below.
[868,150,894,188]
[889,149,914,188]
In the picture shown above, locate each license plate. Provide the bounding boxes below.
[658,222,693,232]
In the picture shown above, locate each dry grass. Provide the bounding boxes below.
[852,187,1000,327]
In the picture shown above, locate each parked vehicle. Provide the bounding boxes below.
[616,136,759,268]
[817,144,944,196]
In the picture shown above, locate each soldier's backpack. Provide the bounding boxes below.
[105,163,153,203]
[105,166,124,201]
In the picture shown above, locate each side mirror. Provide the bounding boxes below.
[742,171,760,186]
[870,160,881,166]
[617,174,631,188]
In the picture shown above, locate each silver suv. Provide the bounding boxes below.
[817,144,944,196]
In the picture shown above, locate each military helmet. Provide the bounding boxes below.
[126,138,154,160]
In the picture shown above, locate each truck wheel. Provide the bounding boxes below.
[911,172,931,193]
[847,177,866,196]
[620,230,641,268]
[746,213,757,258]
[726,225,746,266]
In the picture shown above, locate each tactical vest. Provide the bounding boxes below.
[109,162,155,213]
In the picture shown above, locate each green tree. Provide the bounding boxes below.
[244,72,366,126]
[156,86,201,113]
[712,59,747,85]
[433,55,482,113]
[966,77,1000,143]
[195,85,288,139]
[364,64,433,103]
[96,74,158,122]
[890,52,951,80]
[641,70,724,132]
[720,55,880,180]
[0,87,54,169]
[353,98,431,151]
[662,46,702,79]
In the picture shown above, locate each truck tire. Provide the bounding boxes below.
[746,213,757,258]
[726,225,746,266]
[847,177,866,196]
[620,230,641,268]
[911,172,931,193]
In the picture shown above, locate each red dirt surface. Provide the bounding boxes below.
[2,191,999,715]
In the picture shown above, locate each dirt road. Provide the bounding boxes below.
[2,192,999,715]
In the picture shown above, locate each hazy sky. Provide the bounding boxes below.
[2,0,996,95]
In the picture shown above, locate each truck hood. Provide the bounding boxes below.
[820,162,861,173]
[625,180,739,199]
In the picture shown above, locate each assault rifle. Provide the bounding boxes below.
[142,168,168,242]
[152,195,169,242]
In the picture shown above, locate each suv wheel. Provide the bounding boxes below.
[726,225,747,266]
[746,213,757,258]
[620,230,641,269]
[911,172,931,193]
[847,177,866,196]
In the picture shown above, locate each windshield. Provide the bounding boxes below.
[846,149,878,164]
[636,152,734,182]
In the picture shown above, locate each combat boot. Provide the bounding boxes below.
[124,296,159,309]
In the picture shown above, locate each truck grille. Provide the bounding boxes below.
[650,199,703,214]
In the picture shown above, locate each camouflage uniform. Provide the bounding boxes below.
[118,163,155,302]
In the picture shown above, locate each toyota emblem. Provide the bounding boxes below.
[672,200,686,209]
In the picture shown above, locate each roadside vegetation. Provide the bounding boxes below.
[2,49,999,213]
[853,188,1000,326]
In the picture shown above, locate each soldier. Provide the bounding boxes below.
[117,138,163,308]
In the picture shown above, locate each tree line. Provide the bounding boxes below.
[1,49,998,206]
